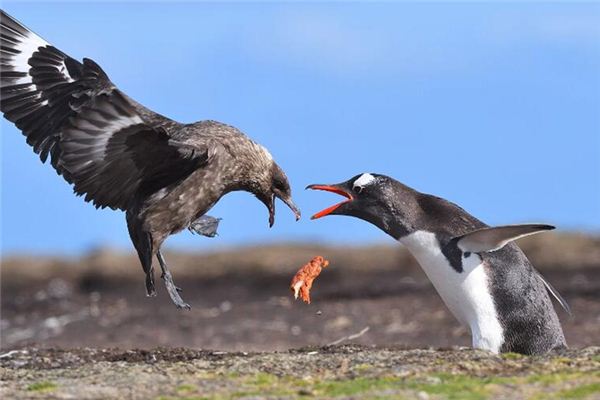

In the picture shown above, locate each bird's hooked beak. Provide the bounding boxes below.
[306,183,353,219]
[267,192,301,227]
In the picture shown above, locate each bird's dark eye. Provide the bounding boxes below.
[273,178,287,192]
[353,185,363,194]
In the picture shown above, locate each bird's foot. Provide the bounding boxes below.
[189,215,222,238]
[161,270,191,310]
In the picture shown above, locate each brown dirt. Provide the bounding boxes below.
[1,233,599,351]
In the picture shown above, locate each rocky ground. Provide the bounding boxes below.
[1,233,599,398]
[1,346,599,399]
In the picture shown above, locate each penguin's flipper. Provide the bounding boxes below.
[455,224,555,253]
[536,271,572,315]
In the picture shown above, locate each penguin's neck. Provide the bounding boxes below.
[399,230,505,353]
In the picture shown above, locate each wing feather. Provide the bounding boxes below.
[1,10,207,210]
[456,224,555,253]
[537,271,571,315]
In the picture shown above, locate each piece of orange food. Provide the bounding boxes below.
[290,256,330,304]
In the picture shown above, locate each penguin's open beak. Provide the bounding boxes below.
[306,183,353,220]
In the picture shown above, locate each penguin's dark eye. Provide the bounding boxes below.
[353,185,363,194]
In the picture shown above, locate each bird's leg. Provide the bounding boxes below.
[128,224,156,297]
[188,215,222,238]
[156,250,191,310]
[145,268,156,297]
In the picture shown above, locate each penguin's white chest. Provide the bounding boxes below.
[400,231,504,353]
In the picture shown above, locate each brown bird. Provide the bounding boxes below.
[0,10,300,309]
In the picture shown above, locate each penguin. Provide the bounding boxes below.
[307,173,569,355]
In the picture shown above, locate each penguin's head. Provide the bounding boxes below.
[307,173,420,238]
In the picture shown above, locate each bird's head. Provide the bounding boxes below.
[223,133,300,227]
[253,161,301,227]
[307,173,419,239]
[257,163,301,227]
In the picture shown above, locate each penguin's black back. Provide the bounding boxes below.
[482,244,566,354]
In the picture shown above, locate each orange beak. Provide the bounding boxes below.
[306,184,353,220]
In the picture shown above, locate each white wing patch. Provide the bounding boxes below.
[400,230,505,353]
[354,173,376,188]
[61,100,144,165]
[7,27,74,85]
[11,32,48,85]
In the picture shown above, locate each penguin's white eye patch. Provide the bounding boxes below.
[353,173,375,188]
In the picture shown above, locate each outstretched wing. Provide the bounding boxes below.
[455,224,555,253]
[452,223,570,314]
[1,10,206,210]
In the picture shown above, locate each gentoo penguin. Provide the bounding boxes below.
[308,173,569,354]
[0,10,300,309]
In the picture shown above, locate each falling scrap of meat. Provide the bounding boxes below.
[290,256,330,304]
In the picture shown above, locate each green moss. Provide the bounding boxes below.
[225,371,240,379]
[556,383,600,399]
[230,373,303,398]
[159,370,600,400]
[252,372,278,386]
[155,396,209,400]
[176,384,197,394]
[527,372,588,385]
[26,381,57,392]
[354,363,374,371]
[314,376,400,396]
[407,374,500,400]
[502,352,524,360]
[554,357,575,365]
[312,374,512,398]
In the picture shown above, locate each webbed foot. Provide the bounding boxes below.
[157,250,190,310]
[161,270,190,310]
[189,215,222,238]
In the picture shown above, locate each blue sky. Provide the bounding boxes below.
[1,2,599,255]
